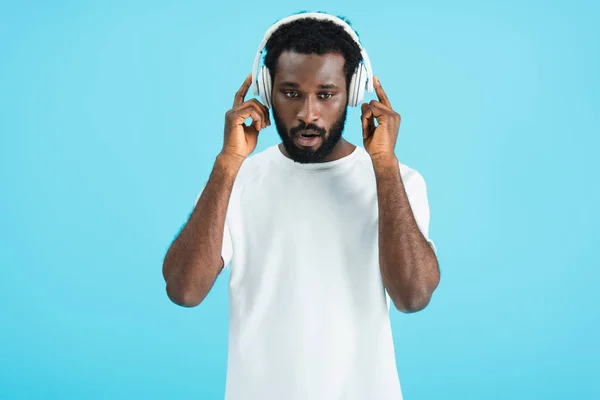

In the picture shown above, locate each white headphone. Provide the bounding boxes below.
[251,12,374,109]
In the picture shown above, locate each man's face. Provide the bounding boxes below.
[271,51,349,163]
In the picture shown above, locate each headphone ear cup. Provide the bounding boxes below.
[353,63,368,106]
[348,69,358,107]
[258,66,272,108]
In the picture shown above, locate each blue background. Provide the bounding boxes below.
[1,0,598,399]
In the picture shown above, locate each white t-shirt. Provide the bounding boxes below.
[198,144,435,400]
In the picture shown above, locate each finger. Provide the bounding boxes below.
[233,73,253,107]
[361,104,375,139]
[370,100,401,127]
[367,100,388,119]
[373,76,392,108]
[361,103,375,124]
[235,106,264,131]
[236,100,269,129]
[361,111,371,139]
[361,102,370,117]
[365,103,377,128]
[247,98,271,126]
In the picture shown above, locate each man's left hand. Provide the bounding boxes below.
[361,76,401,161]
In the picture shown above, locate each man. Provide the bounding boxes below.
[162,12,440,400]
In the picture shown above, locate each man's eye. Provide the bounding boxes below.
[284,91,298,98]
[319,93,333,99]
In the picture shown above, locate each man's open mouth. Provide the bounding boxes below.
[298,130,321,138]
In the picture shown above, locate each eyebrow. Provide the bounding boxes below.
[280,81,339,89]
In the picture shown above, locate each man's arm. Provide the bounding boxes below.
[162,153,243,307]
[360,76,439,313]
[162,74,270,307]
[373,155,440,313]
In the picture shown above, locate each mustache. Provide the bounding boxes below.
[290,123,326,137]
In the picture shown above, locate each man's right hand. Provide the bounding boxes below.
[221,73,271,161]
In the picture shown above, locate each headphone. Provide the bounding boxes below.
[251,12,374,109]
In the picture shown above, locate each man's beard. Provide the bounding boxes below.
[272,106,348,164]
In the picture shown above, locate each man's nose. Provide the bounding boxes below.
[297,97,320,124]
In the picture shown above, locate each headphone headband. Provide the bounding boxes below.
[251,12,374,97]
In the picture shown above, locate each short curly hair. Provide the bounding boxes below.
[264,12,363,92]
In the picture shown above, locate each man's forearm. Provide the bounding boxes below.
[372,155,439,313]
[162,152,243,307]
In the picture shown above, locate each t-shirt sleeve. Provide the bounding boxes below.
[402,166,437,254]
[194,188,234,270]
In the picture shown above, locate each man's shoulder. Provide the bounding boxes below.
[398,161,423,181]
[358,150,426,187]
[244,144,278,166]
[396,160,428,195]
[234,144,278,182]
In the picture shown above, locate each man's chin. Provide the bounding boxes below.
[284,143,327,164]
